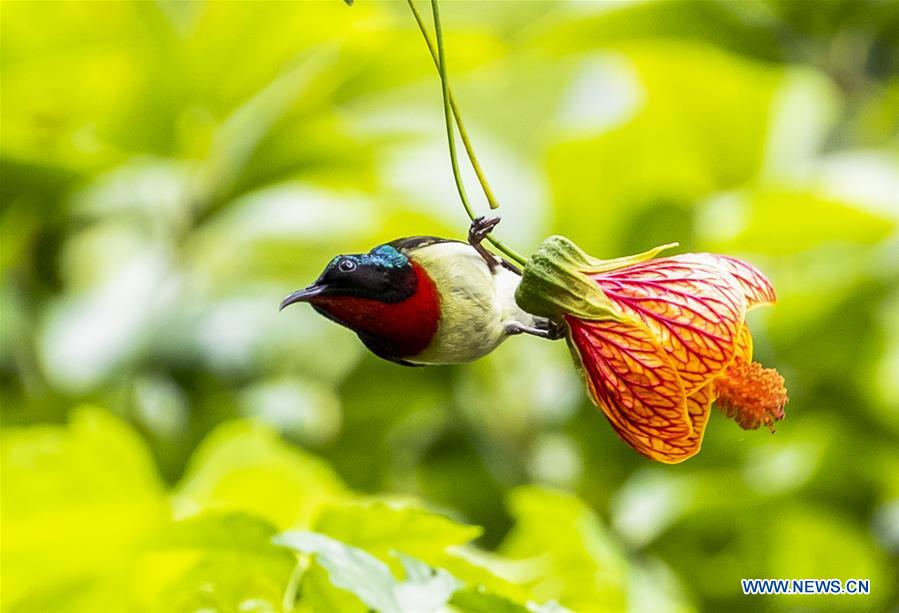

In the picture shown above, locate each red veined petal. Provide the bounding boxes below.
[642,382,718,464]
[682,383,716,454]
[565,316,692,453]
[677,254,776,309]
[590,257,746,396]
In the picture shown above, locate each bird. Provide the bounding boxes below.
[279,217,561,366]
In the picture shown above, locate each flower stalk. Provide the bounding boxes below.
[410,0,528,266]
[405,0,499,210]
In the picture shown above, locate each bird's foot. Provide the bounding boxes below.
[468,216,502,271]
[504,318,566,340]
[469,215,500,244]
[538,318,567,340]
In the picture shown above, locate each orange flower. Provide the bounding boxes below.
[516,238,787,463]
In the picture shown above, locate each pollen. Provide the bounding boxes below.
[715,358,787,432]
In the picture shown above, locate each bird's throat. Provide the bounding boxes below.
[310,262,440,358]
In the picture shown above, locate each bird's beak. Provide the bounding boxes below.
[279,284,325,310]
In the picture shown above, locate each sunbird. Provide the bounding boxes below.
[279,217,561,366]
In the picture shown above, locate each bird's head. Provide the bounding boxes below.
[279,243,440,359]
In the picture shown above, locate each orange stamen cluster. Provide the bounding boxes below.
[714,358,787,432]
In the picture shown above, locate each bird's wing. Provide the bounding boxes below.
[389,236,462,255]
[391,236,521,276]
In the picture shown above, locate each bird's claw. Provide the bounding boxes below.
[535,317,566,340]
[468,216,502,271]
[504,318,566,341]
[468,216,501,246]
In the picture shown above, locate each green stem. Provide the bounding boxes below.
[429,0,474,220]
[406,0,498,210]
[425,0,529,266]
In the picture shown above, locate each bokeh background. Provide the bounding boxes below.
[2,1,898,611]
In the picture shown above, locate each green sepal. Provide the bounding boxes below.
[515,235,618,322]
[514,236,677,322]
[580,241,678,273]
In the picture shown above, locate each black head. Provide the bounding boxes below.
[279,244,417,309]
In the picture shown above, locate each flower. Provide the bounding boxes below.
[516,237,787,463]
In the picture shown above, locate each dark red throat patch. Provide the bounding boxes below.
[310,262,440,358]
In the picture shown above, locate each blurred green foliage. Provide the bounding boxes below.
[1,1,898,611]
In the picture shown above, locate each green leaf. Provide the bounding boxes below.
[173,420,348,530]
[499,486,629,612]
[274,531,459,613]
[151,511,281,552]
[137,513,298,613]
[451,587,573,613]
[628,558,696,613]
[278,531,399,612]
[314,500,482,565]
[1,407,168,610]
[312,499,535,604]
[450,587,532,613]
[394,553,459,613]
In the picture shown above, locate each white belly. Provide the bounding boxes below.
[407,242,535,364]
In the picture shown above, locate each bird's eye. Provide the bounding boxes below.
[338,258,356,273]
